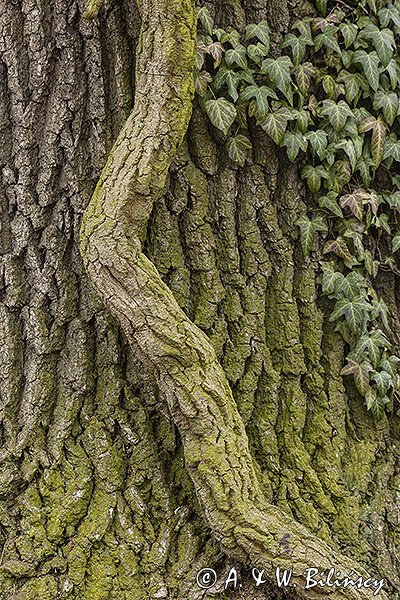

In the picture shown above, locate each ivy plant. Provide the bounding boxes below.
[195,0,400,419]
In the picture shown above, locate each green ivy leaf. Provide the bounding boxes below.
[261,56,293,100]
[358,24,395,67]
[260,107,291,144]
[371,370,392,396]
[205,98,237,135]
[295,215,327,257]
[339,22,358,48]
[281,130,308,162]
[240,85,278,121]
[194,70,212,96]
[225,45,248,69]
[351,50,380,91]
[281,33,312,66]
[330,296,372,333]
[247,43,269,64]
[383,136,400,161]
[314,25,341,54]
[197,7,214,34]
[218,28,241,46]
[245,21,270,49]
[226,134,252,166]
[392,233,400,253]
[319,191,343,217]
[301,164,328,192]
[319,99,354,131]
[373,90,399,126]
[305,130,328,160]
[365,387,385,419]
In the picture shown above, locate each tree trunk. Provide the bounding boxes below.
[0,1,399,599]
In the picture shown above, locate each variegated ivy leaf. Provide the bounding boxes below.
[351,50,381,91]
[340,189,370,220]
[226,135,252,166]
[314,25,341,54]
[260,56,293,99]
[323,237,354,263]
[244,21,270,50]
[205,98,237,135]
[240,85,278,122]
[330,296,373,334]
[358,24,395,67]
[341,359,373,396]
[281,130,308,162]
[319,191,343,217]
[194,70,212,96]
[301,164,329,192]
[197,7,214,35]
[225,45,248,69]
[373,90,399,126]
[295,215,327,257]
[305,130,328,160]
[339,22,358,48]
[280,33,312,66]
[319,99,354,131]
[294,62,317,96]
[260,107,291,144]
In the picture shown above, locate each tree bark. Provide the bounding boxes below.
[0,1,399,599]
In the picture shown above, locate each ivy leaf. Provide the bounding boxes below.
[358,24,395,67]
[240,85,278,122]
[225,45,248,69]
[197,7,214,34]
[245,21,270,50]
[340,189,369,220]
[226,135,252,166]
[247,43,269,64]
[295,215,327,257]
[323,237,354,263]
[351,50,380,91]
[319,99,353,131]
[365,388,385,420]
[356,329,391,367]
[281,130,308,162]
[194,70,212,96]
[301,164,328,192]
[371,370,392,396]
[318,262,345,296]
[280,33,311,66]
[370,297,389,329]
[339,22,358,48]
[384,58,400,89]
[337,71,369,104]
[371,118,387,167]
[392,234,400,253]
[378,4,400,30]
[205,98,237,134]
[319,191,343,217]
[207,42,225,66]
[373,90,399,126]
[314,25,341,54]
[305,130,328,160]
[383,137,400,161]
[341,359,373,396]
[260,107,291,144]
[330,297,372,333]
[294,62,317,95]
[261,56,293,99]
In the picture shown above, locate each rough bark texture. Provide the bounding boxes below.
[0,0,399,599]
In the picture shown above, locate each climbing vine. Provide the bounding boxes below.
[195,0,400,419]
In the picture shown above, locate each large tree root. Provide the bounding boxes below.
[80,1,388,598]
